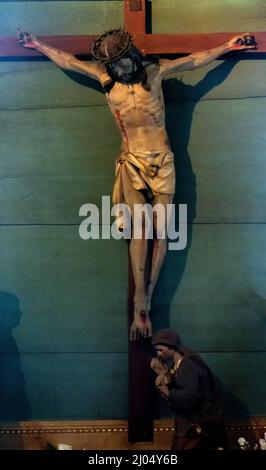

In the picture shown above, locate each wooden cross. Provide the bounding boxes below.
[1,0,266,444]
[1,0,266,57]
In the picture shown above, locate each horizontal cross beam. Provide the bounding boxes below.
[1,32,266,59]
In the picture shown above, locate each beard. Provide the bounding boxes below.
[113,69,143,84]
[116,73,135,84]
[107,63,148,86]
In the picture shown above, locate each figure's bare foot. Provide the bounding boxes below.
[130,310,152,341]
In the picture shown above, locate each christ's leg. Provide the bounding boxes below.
[122,168,152,340]
[146,194,173,313]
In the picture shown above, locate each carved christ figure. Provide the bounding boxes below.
[18,29,256,340]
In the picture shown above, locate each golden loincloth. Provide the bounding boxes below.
[112,150,176,230]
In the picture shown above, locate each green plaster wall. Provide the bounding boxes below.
[0,1,265,421]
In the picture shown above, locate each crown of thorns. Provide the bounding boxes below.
[91,29,133,64]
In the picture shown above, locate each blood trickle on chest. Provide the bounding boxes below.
[108,82,165,132]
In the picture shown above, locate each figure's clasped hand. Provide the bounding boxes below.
[150,357,171,390]
[228,33,257,51]
[150,357,168,376]
[156,382,170,398]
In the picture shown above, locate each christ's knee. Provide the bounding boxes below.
[154,221,167,247]
[132,213,151,240]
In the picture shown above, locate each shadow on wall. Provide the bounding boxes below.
[240,288,266,346]
[217,379,258,449]
[150,59,242,421]
[152,59,240,331]
[0,292,31,425]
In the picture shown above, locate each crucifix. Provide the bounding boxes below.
[1,0,265,444]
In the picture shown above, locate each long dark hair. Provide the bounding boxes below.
[106,45,151,91]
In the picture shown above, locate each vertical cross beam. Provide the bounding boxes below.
[124,0,146,34]
[128,249,154,443]
[125,1,155,445]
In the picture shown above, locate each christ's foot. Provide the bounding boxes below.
[129,310,152,341]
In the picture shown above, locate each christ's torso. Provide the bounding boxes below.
[103,64,170,154]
